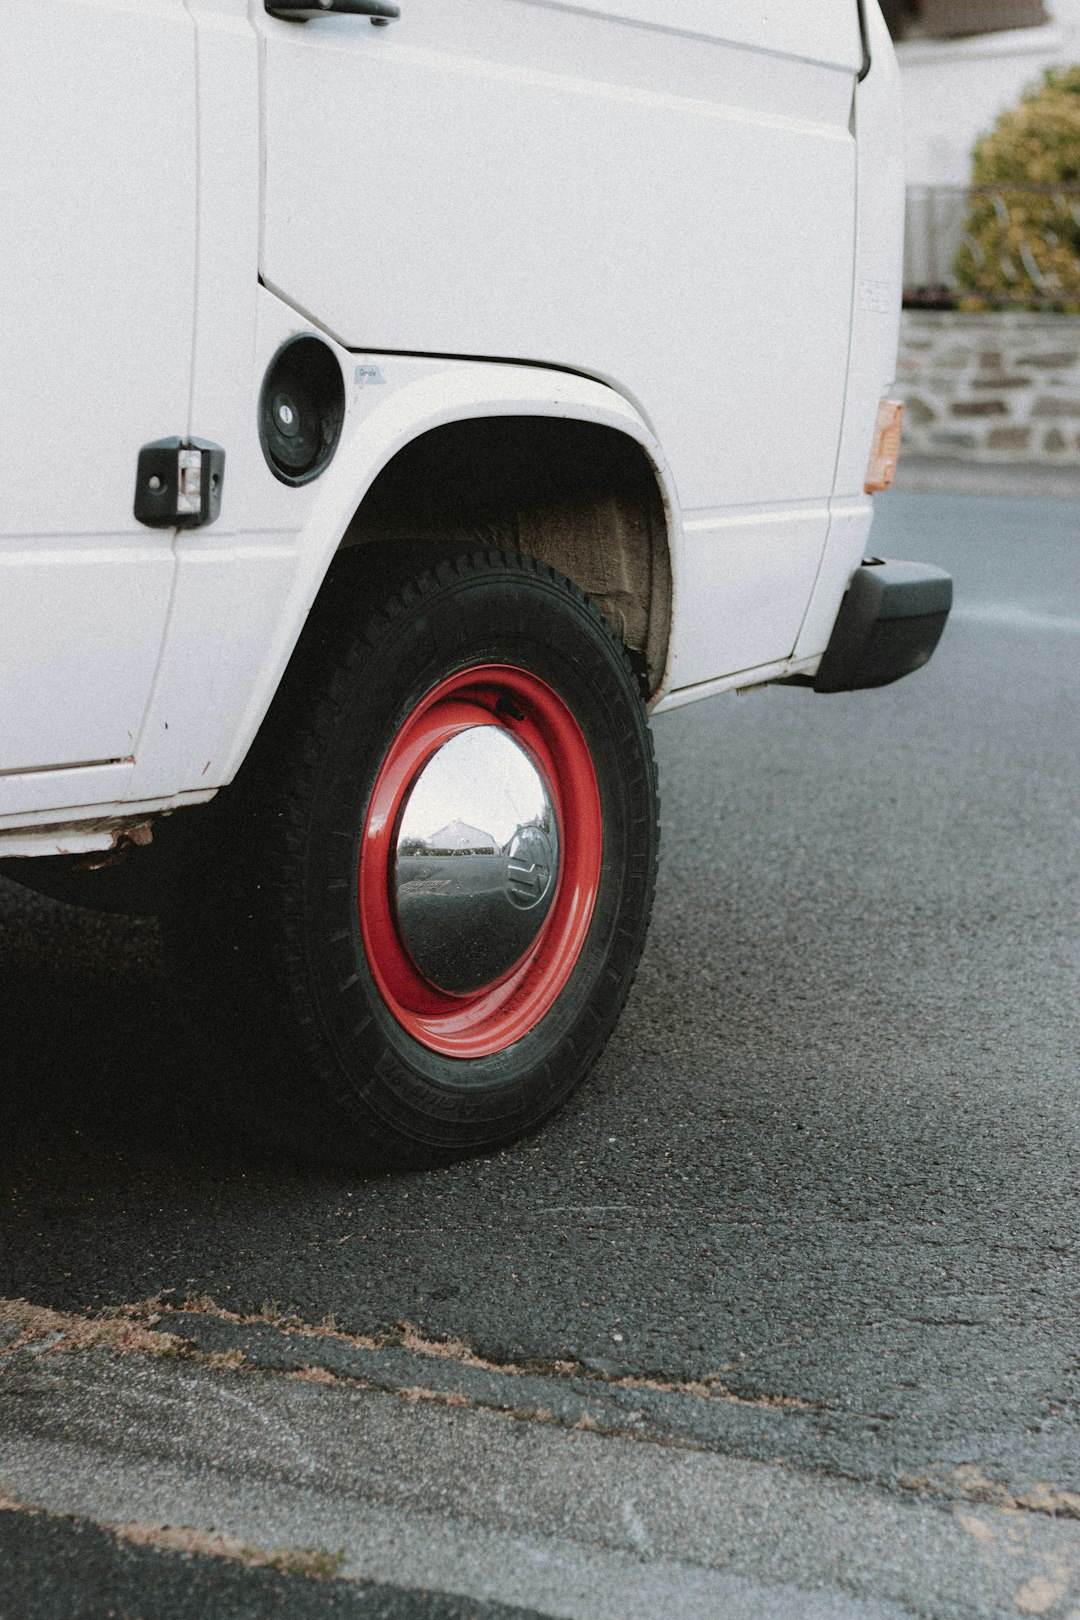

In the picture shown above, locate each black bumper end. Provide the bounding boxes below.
[813,558,952,694]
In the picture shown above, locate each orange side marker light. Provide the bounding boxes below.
[864,399,904,494]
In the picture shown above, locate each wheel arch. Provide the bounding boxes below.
[340,412,674,697]
[218,361,680,787]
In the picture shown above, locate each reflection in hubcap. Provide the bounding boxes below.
[506,825,556,910]
[393,726,560,995]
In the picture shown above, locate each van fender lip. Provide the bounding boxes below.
[212,344,684,788]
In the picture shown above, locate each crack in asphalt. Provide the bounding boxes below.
[1,1293,824,1411]
[5,1295,1080,1526]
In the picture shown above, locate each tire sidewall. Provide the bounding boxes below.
[295,556,655,1149]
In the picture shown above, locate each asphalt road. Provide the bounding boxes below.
[1,490,1078,1615]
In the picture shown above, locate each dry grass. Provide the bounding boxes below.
[115,1521,346,1578]
[0,1489,347,1579]
[900,1465,1080,1521]
[396,1322,505,1372]
[0,1299,186,1359]
[613,1371,818,1410]
[205,1348,246,1372]
[288,1365,337,1387]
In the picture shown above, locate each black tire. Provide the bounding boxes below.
[162,548,659,1164]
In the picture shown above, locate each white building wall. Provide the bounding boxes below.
[897,0,1080,184]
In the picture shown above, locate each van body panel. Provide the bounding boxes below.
[0,2,911,846]
[260,0,861,684]
[261,2,858,512]
[0,0,197,774]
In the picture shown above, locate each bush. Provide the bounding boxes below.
[954,66,1080,311]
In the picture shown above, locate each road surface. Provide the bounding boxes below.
[1,489,1078,1617]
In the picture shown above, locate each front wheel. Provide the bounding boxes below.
[166,550,659,1162]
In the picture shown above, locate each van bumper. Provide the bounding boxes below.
[812,558,952,694]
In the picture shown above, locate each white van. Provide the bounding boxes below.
[0,0,949,1158]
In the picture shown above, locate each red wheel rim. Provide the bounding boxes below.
[358,665,602,1059]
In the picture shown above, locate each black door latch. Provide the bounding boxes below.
[134,438,225,530]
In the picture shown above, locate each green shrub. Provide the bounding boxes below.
[954,65,1080,311]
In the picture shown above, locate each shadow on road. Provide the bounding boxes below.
[0,875,391,1211]
[0,874,416,1321]
[0,878,196,1168]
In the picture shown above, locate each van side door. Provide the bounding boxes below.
[0,0,196,792]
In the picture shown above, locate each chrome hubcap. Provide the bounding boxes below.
[393,726,560,995]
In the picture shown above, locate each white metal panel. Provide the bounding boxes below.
[0,542,175,773]
[0,763,136,823]
[260,0,860,686]
[260,0,857,513]
[518,0,863,69]
[182,0,262,525]
[0,0,197,538]
[830,5,906,504]
[0,0,197,773]
[794,4,904,666]
[0,827,125,857]
[0,783,214,840]
[667,506,829,690]
[649,652,820,715]
[793,499,875,664]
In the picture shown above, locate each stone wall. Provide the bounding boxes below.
[897,310,1080,462]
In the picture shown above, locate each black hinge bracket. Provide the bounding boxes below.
[134,437,225,530]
